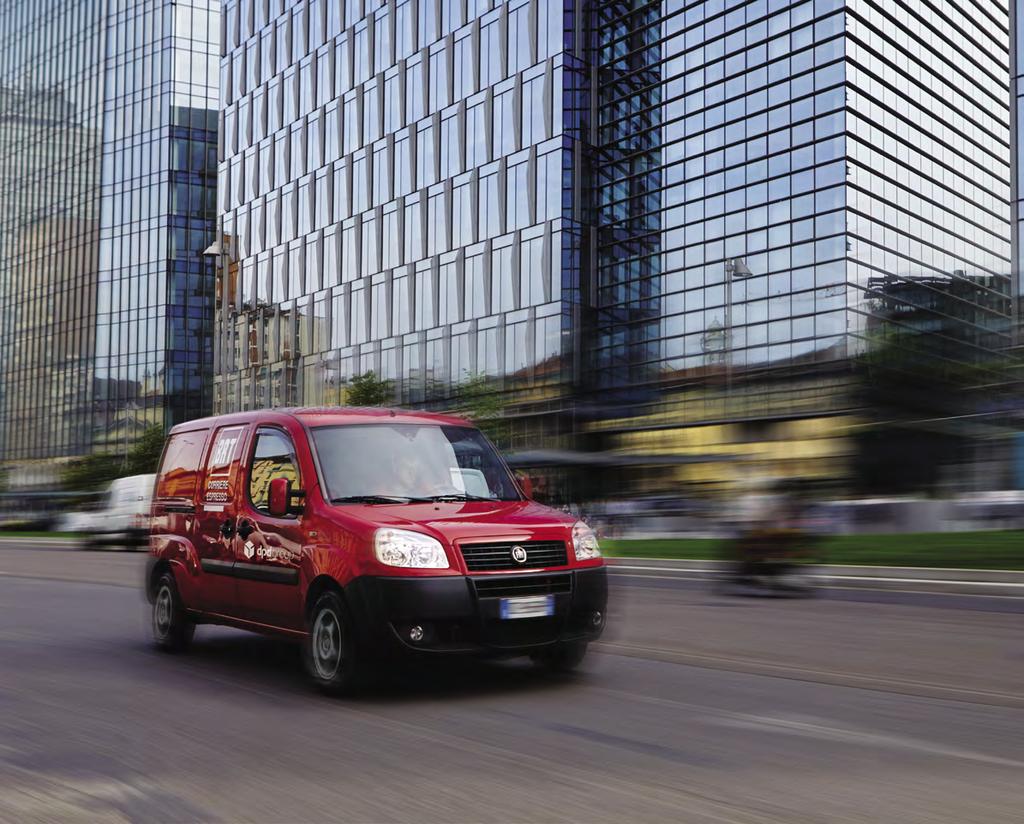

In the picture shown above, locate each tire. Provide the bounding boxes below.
[532,641,588,673]
[152,571,194,652]
[304,591,363,694]
[77,533,101,550]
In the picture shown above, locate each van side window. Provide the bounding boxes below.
[248,429,300,514]
[156,430,209,501]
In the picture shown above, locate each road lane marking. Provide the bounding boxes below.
[587,686,1024,770]
[610,565,1024,586]
[706,713,1024,769]
[818,575,1024,587]
[612,570,1024,599]
[610,570,1024,595]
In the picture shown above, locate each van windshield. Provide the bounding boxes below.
[311,424,522,503]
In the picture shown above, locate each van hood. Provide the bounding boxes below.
[334,499,577,545]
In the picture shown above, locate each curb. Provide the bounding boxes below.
[607,557,1024,596]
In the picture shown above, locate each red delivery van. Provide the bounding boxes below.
[146,407,608,692]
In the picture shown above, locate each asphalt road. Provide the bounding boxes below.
[2,542,1023,823]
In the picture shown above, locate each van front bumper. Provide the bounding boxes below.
[344,567,608,654]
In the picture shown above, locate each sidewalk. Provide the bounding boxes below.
[607,557,1024,596]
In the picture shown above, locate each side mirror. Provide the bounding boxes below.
[268,477,303,518]
[515,471,534,500]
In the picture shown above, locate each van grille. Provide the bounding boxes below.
[473,574,572,599]
[459,540,568,572]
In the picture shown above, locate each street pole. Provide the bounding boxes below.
[725,259,733,400]
[724,257,753,416]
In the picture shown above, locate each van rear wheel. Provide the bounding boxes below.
[304,591,362,694]
[152,571,194,652]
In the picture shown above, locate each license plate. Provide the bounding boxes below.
[500,594,554,620]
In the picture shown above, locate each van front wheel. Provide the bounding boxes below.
[532,641,588,672]
[304,591,362,694]
[152,571,194,652]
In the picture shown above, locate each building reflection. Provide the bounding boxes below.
[210,0,1019,501]
[0,2,220,486]
[0,82,101,466]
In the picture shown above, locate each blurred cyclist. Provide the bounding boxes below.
[720,478,818,596]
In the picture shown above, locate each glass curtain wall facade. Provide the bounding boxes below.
[214,0,590,448]
[94,1,220,454]
[593,0,854,415]
[215,0,1013,479]
[0,0,220,467]
[592,2,664,403]
[847,0,1012,359]
[1014,0,1023,310]
[0,0,106,462]
[588,0,1012,486]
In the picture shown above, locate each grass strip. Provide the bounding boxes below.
[603,531,1024,570]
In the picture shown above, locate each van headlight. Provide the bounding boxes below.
[572,521,602,561]
[374,528,450,569]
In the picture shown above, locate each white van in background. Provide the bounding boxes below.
[64,474,156,550]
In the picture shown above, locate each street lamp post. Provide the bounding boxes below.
[724,257,754,401]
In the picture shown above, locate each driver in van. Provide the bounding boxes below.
[391,451,452,499]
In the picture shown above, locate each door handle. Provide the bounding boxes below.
[220,519,235,538]
[237,519,255,540]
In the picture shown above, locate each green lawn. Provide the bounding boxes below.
[0,531,78,539]
[2,529,1021,569]
[602,531,1024,570]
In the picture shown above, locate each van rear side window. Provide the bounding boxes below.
[157,430,208,500]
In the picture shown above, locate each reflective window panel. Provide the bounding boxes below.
[0,0,220,464]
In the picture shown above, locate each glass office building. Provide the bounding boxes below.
[1015,0,1024,310]
[0,1,105,464]
[214,0,588,448]
[0,0,220,470]
[216,0,1014,468]
[594,0,1011,406]
[590,0,1012,490]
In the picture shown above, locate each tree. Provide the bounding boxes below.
[60,453,123,492]
[851,307,1019,495]
[345,370,392,406]
[125,425,167,475]
[60,426,167,492]
[453,374,509,446]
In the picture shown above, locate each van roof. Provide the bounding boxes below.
[167,406,472,434]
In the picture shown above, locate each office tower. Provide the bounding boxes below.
[214,0,587,450]
[216,0,1013,486]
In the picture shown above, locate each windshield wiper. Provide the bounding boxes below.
[330,495,421,504]
[425,493,496,502]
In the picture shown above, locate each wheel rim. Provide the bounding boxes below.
[154,585,173,638]
[312,609,342,680]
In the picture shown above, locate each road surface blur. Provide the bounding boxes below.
[1,540,1023,822]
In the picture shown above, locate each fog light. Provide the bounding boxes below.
[409,625,424,642]
[591,611,603,628]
